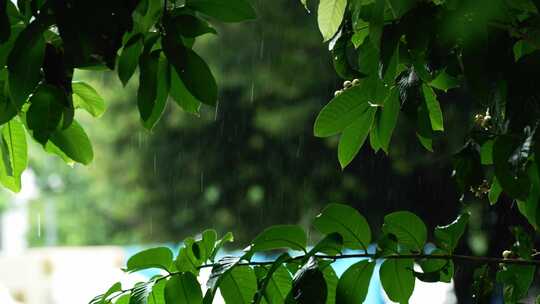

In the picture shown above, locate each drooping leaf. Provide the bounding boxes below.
[142,55,170,130]
[376,88,400,152]
[165,272,203,304]
[7,18,47,107]
[307,233,343,257]
[418,249,454,283]
[313,203,371,250]
[72,82,106,117]
[382,211,427,252]
[338,106,376,168]
[497,264,536,303]
[253,254,292,304]
[429,70,460,92]
[285,258,327,304]
[118,34,144,86]
[369,0,385,50]
[205,256,241,302]
[250,225,307,253]
[46,120,94,165]
[209,232,234,262]
[0,0,10,43]
[434,213,470,252]
[130,282,153,304]
[126,247,173,273]
[137,50,160,123]
[163,33,218,106]
[416,102,434,151]
[26,84,65,144]
[317,0,347,41]
[186,0,256,22]
[322,265,338,304]
[148,279,166,304]
[422,84,444,131]
[1,117,27,178]
[168,13,217,38]
[336,260,375,304]
[379,259,415,304]
[170,68,201,115]
[314,85,372,137]
[489,177,502,205]
[220,266,258,304]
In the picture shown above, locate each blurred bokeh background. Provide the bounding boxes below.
[0,0,535,303]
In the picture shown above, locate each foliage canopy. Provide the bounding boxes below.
[2,0,540,303]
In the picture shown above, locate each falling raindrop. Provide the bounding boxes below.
[37,213,41,239]
[250,82,255,103]
[200,172,204,193]
[214,100,220,121]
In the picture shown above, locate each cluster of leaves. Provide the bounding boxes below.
[0,0,255,191]
[310,0,540,270]
[90,203,536,304]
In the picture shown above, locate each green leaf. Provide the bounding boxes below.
[314,85,372,137]
[493,135,530,200]
[186,0,256,22]
[351,20,369,49]
[26,84,65,144]
[115,295,131,304]
[72,82,106,117]
[429,70,460,92]
[0,0,10,43]
[418,250,454,283]
[205,256,241,302]
[130,282,153,304]
[209,232,234,262]
[170,68,201,115]
[380,259,415,304]
[434,213,470,252]
[7,19,46,107]
[169,14,217,38]
[422,84,444,131]
[489,177,502,205]
[336,260,375,304]
[200,229,217,260]
[338,106,376,168]
[163,33,218,106]
[250,225,307,252]
[307,233,343,257]
[126,247,173,272]
[285,258,327,304]
[317,0,347,41]
[165,272,203,304]
[480,139,494,165]
[496,265,536,303]
[220,266,258,304]
[96,282,122,304]
[118,35,144,86]
[137,50,160,123]
[0,118,26,192]
[322,265,338,304]
[369,0,385,50]
[376,88,400,152]
[148,279,166,304]
[1,117,27,178]
[46,120,94,165]
[382,211,427,252]
[142,55,170,130]
[253,255,292,304]
[416,103,433,152]
[313,203,371,250]
[517,165,540,229]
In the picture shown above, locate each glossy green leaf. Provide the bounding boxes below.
[513,39,537,62]
[307,233,343,257]
[322,265,337,304]
[517,165,540,229]
[422,84,444,131]
[205,256,241,302]
[416,103,433,151]
[46,120,94,165]
[369,0,385,50]
[418,249,454,283]
[96,282,122,304]
[169,14,217,38]
[186,0,256,22]
[314,85,372,137]
[429,70,460,92]
[250,225,307,252]
[434,213,470,252]
[165,272,203,304]
[338,106,376,168]
[7,19,46,107]
[115,295,131,304]
[220,266,258,304]
[380,259,415,304]
[137,51,159,123]
[130,282,153,304]
[376,88,400,152]
[148,279,166,304]
[118,35,144,86]
[142,54,170,130]
[163,34,218,106]
[336,260,375,304]
[170,68,201,115]
[126,247,173,272]
[209,232,234,262]
[317,0,347,41]
[313,203,371,250]
[72,82,106,117]
[489,177,502,205]
[285,258,327,304]
[497,265,536,303]
[1,118,27,178]
[382,211,427,252]
[26,84,66,144]
[262,265,292,304]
